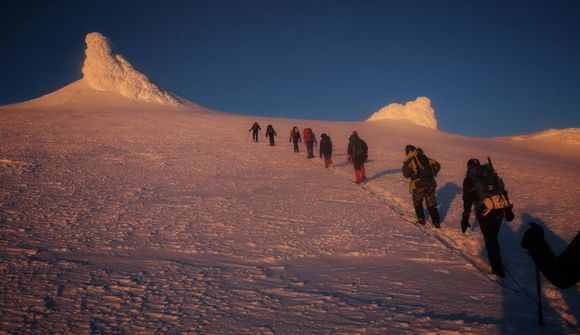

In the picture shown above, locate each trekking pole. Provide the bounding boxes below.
[536,265,545,334]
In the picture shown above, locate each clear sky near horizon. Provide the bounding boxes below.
[1,0,579,136]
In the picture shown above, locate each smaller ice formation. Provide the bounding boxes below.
[82,32,181,106]
[367,97,437,130]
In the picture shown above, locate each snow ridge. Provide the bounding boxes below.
[82,32,181,106]
[367,97,437,130]
[511,128,580,145]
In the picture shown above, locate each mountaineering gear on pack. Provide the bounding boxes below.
[402,147,441,192]
[466,163,510,217]
[467,158,481,169]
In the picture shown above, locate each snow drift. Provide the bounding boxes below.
[367,97,437,129]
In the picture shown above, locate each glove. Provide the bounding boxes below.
[505,205,515,222]
[461,215,470,234]
[521,222,544,251]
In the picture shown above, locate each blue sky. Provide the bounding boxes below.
[1,0,579,136]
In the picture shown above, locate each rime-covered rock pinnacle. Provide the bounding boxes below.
[81,32,181,106]
[367,97,437,129]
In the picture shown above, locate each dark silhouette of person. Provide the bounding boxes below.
[249,122,261,142]
[265,125,277,146]
[347,131,368,184]
[462,158,514,277]
[319,133,333,168]
[521,223,580,289]
[289,126,301,153]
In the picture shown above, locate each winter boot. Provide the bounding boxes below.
[414,205,426,225]
[427,206,441,228]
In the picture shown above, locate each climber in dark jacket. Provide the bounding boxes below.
[461,158,514,278]
[249,122,261,142]
[521,223,580,289]
[347,131,368,184]
[319,133,333,168]
[265,125,277,146]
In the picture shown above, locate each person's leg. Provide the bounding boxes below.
[425,188,440,228]
[354,164,362,183]
[479,216,504,275]
[360,164,367,182]
[412,189,426,224]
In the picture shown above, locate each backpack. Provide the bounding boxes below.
[352,139,368,161]
[414,149,435,178]
[407,148,438,179]
[468,163,509,216]
[303,128,312,142]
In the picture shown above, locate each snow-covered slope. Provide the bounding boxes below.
[0,33,578,334]
[367,97,438,129]
[1,104,578,333]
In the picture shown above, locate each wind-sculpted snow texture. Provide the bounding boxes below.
[1,101,578,334]
[367,97,438,129]
[82,32,181,106]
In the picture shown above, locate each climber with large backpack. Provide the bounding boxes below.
[402,145,442,228]
[347,131,368,184]
[289,126,301,153]
[265,125,277,146]
[303,128,317,159]
[461,157,515,278]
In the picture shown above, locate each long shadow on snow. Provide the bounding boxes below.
[367,168,399,181]
[435,182,461,223]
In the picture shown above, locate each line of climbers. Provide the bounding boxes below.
[248,122,579,284]
[251,123,368,183]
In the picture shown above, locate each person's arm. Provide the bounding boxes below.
[432,160,441,176]
[522,226,580,289]
[461,177,475,233]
